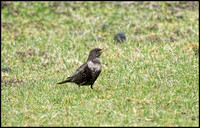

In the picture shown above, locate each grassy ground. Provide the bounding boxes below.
[1,1,199,126]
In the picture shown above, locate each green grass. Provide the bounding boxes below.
[1,1,199,126]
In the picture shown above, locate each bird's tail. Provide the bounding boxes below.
[57,77,71,84]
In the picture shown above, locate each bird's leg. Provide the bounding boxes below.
[78,85,80,91]
[90,84,93,90]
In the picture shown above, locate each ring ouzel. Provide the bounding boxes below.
[57,48,107,89]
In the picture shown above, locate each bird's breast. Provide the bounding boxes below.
[87,61,101,71]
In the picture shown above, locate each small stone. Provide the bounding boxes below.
[1,67,11,72]
[114,32,126,43]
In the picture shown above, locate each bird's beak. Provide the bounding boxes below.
[99,49,107,53]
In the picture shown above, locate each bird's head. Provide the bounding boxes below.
[87,48,107,61]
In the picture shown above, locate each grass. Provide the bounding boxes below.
[1,1,199,126]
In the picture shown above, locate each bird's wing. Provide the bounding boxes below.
[70,62,88,78]
[91,69,101,85]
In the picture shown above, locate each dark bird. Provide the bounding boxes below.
[57,48,107,89]
[114,32,126,43]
